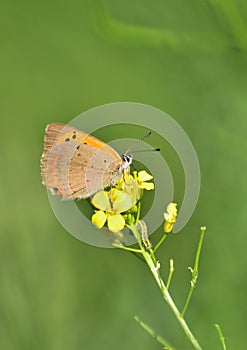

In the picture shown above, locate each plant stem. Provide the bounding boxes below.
[134,315,176,350]
[136,201,141,222]
[166,259,174,290]
[182,227,206,317]
[154,232,168,252]
[112,243,142,253]
[215,324,227,350]
[128,223,203,350]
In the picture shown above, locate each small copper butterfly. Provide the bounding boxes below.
[41,123,132,199]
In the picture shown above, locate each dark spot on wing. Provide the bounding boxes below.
[65,138,70,142]
[72,134,76,139]
[52,187,59,194]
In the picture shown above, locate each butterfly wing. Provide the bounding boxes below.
[41,123,122,199]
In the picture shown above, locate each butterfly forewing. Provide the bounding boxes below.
[41,123,123,199]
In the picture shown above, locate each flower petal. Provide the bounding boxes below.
[164,212,173,221]
[166,203,177,216]
[121,178,141,201]
[92,210,107,228]
[164,221,174,233]
[111,189,136,212]
[91,191,110,211]
[116,172,133,191]
[139,182,154,190]
[110,188,126,202]
[163,202,178,233]
[138,170,153,182]
[107,213,125,233]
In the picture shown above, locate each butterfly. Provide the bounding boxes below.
[40,123,132,200]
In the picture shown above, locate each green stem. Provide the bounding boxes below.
[153,233,168,252]
[182,227,206,317]
[136,201,141,223]
[166,259,174,290]
[215,324,227,350]
[128,224,203,350]
[112,243,142,253]
[134,315,176,350]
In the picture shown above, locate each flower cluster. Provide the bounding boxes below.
[91,170,154,233]
[163,202,178,233]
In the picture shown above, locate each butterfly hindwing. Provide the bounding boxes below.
[41,123,123,199]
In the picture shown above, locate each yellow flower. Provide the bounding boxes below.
[116,171,134,191]
[91,170,154,233]
[91,189,135,233]
[118,173,141,202]
[133,170,154,190]
[164,202,178,233]
[117,170,154,203]
[117,169,154,190]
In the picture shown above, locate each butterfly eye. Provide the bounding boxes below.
[122,154,133,165]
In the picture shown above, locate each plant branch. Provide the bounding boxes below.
[112,243,142,253]
[153,232,168,252]
[134,315,176,350]
[182,227,206,317]
[128,223,203,350]
[215,324,227,350]
[166,259,174,290]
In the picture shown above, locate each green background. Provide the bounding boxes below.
[1,0,246,349]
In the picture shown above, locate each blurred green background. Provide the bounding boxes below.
[1,0,247,349]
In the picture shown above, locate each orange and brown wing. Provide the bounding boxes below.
[41,123,122,199]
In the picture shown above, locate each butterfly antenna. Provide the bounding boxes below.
[133,148,160,154]
[125,131,152,154]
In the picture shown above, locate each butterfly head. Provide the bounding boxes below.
[121,153,133,171]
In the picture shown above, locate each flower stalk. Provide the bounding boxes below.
[129,223,203,350]
[166,259,174,290]
[182,226,206,317]
[90,168,210,349]
[134,315,175,350]
[215,323,227,350]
